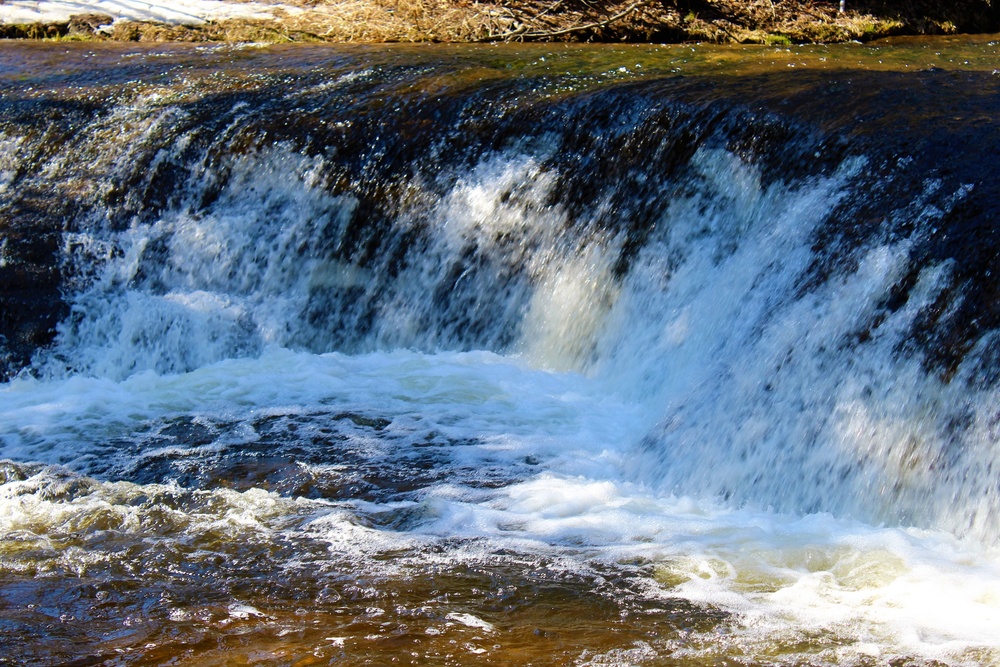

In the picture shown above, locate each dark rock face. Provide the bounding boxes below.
[0,97,101,381]
[0,121,79,380]
[745,69,1000,380]
[0,216,65,380]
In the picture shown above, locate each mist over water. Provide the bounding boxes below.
[3,41,1000,666]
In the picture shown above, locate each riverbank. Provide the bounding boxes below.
[1,0,998,44]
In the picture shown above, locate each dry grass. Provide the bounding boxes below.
[272,0,497,42]
[0,0,995,44]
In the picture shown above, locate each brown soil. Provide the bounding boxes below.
[0,0,997,44]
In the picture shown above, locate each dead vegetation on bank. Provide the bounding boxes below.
[0,0,997,44]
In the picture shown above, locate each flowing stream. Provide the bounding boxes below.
[2,37,1000,666]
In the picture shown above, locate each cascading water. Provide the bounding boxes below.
[2,41,1000,666]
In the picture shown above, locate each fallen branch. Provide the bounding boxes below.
[475,0,649,42]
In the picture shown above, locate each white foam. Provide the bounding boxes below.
[4,345,1000,663]
[41,144,354,380]
[409,473,1000,664]
[446,613,495,632]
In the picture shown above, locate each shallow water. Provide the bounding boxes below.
[3,37,1000,666]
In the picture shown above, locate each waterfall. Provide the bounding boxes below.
[3,43,1000,667]
[2,56,998,541]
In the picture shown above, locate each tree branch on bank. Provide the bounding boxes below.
[474,0,650,42]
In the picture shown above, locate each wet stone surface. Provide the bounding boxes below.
[97,410,520,504]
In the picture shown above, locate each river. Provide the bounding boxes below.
[2,36,1000,666]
